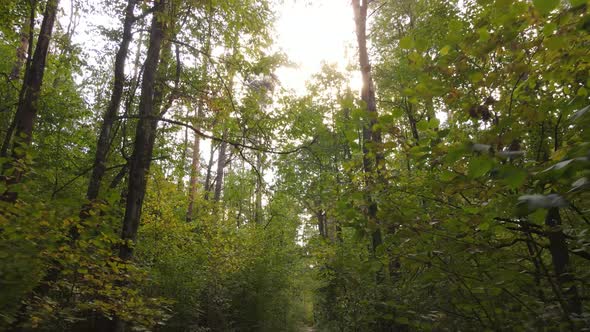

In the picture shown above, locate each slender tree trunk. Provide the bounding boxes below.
[204,142,216,200]
[352,0,383,253]
[178,109,189,190]
[119,0,166,262]
[213,131,228,201]
[87,0,137,200]
[236,198,243,227]
[2,0,59,201]
[11,0,59,156]
[1,2,36,157]
[187,8,212,220]
[5,2,58,326]
[0,119,17,159]
[317,210,327,238]
[351,6,391,328]
[404,98,420,144]
[109,163,128,189]
[254,151,263,224]
[110,9,175,327]
[186,130,200,219]
[10,15,32,81]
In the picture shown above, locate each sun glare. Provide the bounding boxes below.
[274,0,359,95]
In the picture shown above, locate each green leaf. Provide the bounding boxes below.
[400,36,414,49]
[500,165,528,189]
[416,120,429,131]
[545,37,566,50]
[440,170,457,182]
[429,117,440,129]
[379,114,394,124]
[440,45,451,56]
[543,22,557,36]
[395,316,409,325]
[409,145,427,158]
[470,72,484,83]
[533,0,559,14]
[445,144,469,163]
[477,28,490,42]
[468,156,494,178]
[529,209,547,224]
[392,108,405,118]
[571,0,586,7]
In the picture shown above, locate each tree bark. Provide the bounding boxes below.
[2,0,59,200]
[316,210,328,238]
[186,125,200,219]
[254,151,263,224]
[213,131,228,201]
[86,0,137,200]
[204,142,216,200]
[4,2,58,326]
[187,7,212,220]
[9,13,32,81]
[352,0,383,253]
[119,0,166,261]
[1,2,36,158]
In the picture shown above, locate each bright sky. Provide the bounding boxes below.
[64,0,359,96]
[60,0,366,180]
[274,0,361,95]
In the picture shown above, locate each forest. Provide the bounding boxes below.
[0,0,589,331]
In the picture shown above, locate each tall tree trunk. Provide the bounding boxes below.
[111,7,173,327]
[2,0,59,201]
[1,1,36,157]
[4,2,58,326]
[204,142,216,200]
[352,0,383,253]
[254,151,263,224]
[86,0,137,200]
[119,0,166,262]
[187,7,212,220]
[351,9,390,329]
[9,14,32,81]
[178,109,189,190]
[213,131,228,202]
[186,125,200,219]
[316,209,327,238]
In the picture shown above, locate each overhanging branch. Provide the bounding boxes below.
[117,115,314,155]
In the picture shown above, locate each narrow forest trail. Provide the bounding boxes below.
[301,325,315,332]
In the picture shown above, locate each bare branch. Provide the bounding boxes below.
[118,115,315,155]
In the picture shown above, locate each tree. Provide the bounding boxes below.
[352,0,384,255]
[86,0,137,201]
[2,0,59,201]
[119,0,167,262]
